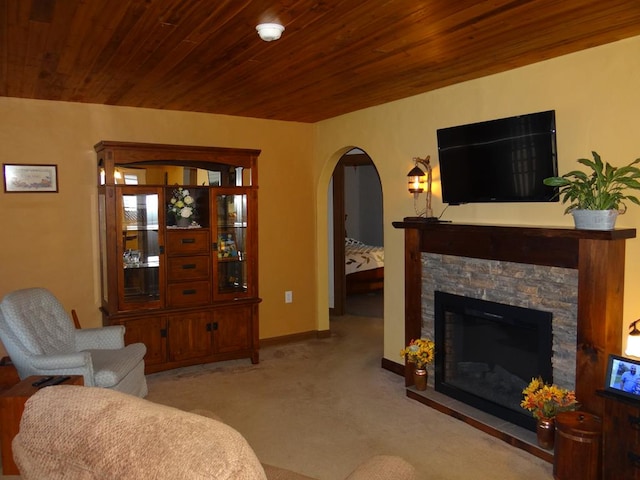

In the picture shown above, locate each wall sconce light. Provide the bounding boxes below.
[407,155,438,221]
[256,23,285,42]
[626,319,640,358]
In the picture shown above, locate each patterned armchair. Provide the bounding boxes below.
[0,288,147,397]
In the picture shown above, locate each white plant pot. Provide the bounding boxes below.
[571,209,619,231]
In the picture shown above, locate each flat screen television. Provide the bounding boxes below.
[437,110,559,205]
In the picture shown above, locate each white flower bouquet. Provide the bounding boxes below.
[168,187,196,220]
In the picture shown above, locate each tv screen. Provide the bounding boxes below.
[437,110,558,205]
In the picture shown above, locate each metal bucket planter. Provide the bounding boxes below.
[571,209,619,231]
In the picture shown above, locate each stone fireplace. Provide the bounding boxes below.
[392,220,635,460]
[421,254,578,412]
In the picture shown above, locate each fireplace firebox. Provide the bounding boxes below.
[434,291,553,431]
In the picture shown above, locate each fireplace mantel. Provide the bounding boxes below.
[392,220,636,416]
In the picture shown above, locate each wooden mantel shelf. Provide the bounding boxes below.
[393,220,637,417]
[392,219,636,240]
[392,220,636,269]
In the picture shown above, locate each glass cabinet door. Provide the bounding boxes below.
[214,191,249,299]
[117,187,163,310]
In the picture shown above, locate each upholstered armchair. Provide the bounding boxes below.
[0,287,147,397]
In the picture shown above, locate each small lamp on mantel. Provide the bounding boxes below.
[626,319,640,358]
[406,155,439,222]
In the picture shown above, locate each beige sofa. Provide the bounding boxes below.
[13,386,417,479]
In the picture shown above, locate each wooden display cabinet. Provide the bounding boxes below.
[95,141,261,373]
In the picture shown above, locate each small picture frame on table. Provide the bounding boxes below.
[3,164,58,193]
[604,353,640,402]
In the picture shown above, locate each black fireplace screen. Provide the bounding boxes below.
[434,291,553,431]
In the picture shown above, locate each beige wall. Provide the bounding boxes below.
[0,100,317,348]
[2,34,640,367]
[314,35,640,363]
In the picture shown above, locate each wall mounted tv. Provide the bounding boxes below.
[437,110,558,205]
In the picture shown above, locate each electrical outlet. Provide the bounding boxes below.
[285,291,293,303]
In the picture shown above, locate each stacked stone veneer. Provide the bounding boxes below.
[420,253,578,390]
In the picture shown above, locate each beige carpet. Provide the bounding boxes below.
[345,292,383,318]
[146,315,553,479]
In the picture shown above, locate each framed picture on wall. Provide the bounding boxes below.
[3,164,58,193]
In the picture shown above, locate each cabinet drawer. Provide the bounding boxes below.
[603,396,640,480]
[167,256,210,281]
[167,281,211,307]
[620,408,640,479]
[166,229,210,255]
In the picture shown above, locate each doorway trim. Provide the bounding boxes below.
[330,150,380,316]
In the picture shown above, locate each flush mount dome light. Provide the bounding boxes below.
[256,23,284,42]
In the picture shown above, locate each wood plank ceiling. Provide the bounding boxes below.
[2,0,640,123]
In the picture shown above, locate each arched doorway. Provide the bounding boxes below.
[330,148,383,316]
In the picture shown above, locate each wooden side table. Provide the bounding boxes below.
[0,375,84,475]
[0,358,20,393]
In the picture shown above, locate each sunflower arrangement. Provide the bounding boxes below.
[521,376,579,421]
[400,338,435,369]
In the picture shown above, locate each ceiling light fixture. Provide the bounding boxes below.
[256,23,284,42]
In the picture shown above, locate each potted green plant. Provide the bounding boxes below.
[543,151,640,230]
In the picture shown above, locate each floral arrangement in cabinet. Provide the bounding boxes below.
[168,187,197,224]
